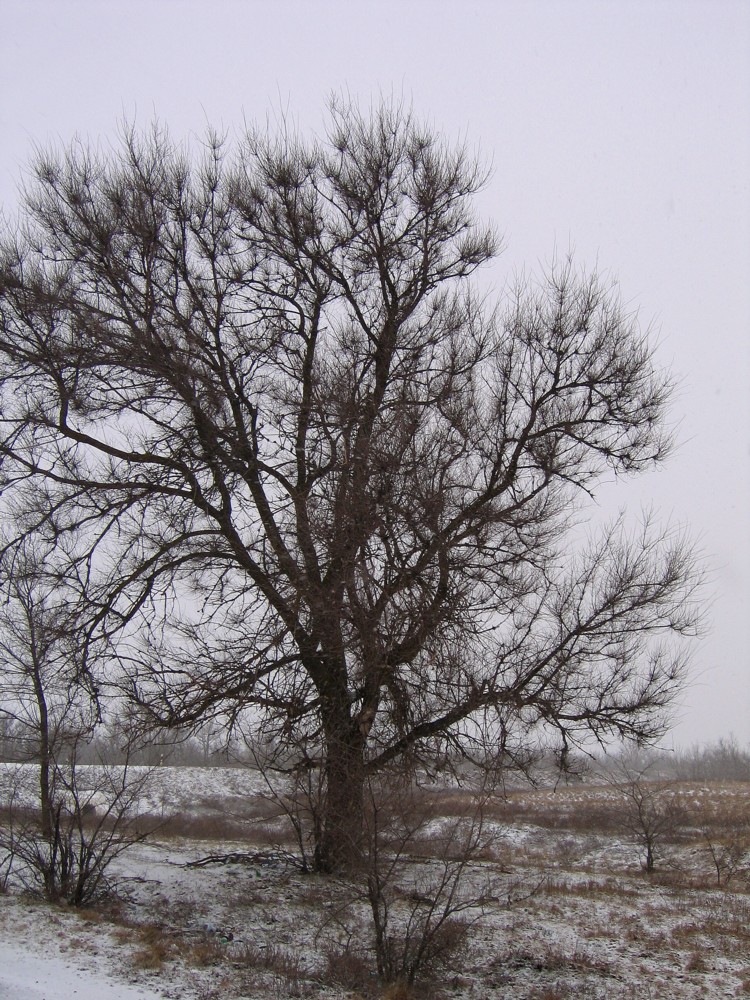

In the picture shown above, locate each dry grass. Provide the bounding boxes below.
[137,788,294,843]
[493,780,750,839]
[187,936,228,968]
[542,876,641,899]
[686,950,709,973]
[233,941,303,973]
[322,944,374,993]
[128,922,179,969]
[497,942,613,977]
[4,772,750,999]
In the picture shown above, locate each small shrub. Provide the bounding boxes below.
[686,951,708,973]
[130,925,176,969]
[1,757,153,905]
[322,944,373,992]
[527,989,574,1000]
[187,936,227,967]
[232,941,306,984]
[381,982,415,1000]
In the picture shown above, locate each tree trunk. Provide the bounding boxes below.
[645,842,655,873]
[316,703,367,873]
[31,665,54,842]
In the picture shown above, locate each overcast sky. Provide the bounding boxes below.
[1,0,748,749]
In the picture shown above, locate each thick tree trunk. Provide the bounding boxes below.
[316,703,367,873]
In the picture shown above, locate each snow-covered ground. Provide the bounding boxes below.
[0,940,167,1000]
[2,766,749,999]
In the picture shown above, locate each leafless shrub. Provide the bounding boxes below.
[362,783,483,986]
[321,941,374,993]
[604,760,688,873]
[681,792,750,888]
[700,827,749,888]
[2,752,153,905]
[317,769,502,991]
[231,941,307,995]
[232,941,302,975]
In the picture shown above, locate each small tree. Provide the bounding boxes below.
[0,540,149,904]
[701,826,749,888]
[0,100,703,871]
[1,740,152,905]
[610,758,685,873]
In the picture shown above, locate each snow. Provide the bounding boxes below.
[2,767,749,999]
[0,942,168,1000]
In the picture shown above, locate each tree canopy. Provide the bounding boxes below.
[0,101,701,869]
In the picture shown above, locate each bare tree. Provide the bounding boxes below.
[0,540,149,904]
[0,541,97,848]
[608,758,686,874]
[0,100,702,870]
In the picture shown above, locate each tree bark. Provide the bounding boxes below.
[31,662,53,843]
[316,700,367,873]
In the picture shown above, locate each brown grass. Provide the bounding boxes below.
[492,780,750,839]
[6,774,750,998]
[685,950,709,973]
[499,942,613,977]
[129,923,177,969]
[232,941,306,982]
[322,943,373,993]
[542,876,640,899]
[186,936,227,967]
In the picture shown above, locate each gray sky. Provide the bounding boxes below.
[1,0,748,748]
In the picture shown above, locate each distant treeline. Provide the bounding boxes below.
[1,714,748,783]
[647,736,750,783]
[0,716,234,768]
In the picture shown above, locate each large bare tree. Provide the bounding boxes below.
[0,102,701,869]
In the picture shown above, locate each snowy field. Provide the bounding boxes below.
[2,765,749,999]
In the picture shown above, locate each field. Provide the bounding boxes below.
[1,765,749,999]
